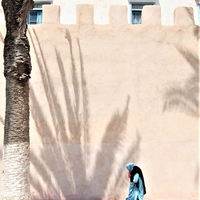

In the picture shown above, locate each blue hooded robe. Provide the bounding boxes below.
[125,163,145,200]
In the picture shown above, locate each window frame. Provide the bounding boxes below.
[129,2,155,24]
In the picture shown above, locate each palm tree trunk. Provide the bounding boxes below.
[1,0,33,199]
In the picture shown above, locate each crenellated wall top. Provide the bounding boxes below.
[41,4,196,26]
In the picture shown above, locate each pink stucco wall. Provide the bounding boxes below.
[0,5,199,200]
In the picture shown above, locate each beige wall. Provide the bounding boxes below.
[0,4,199,200]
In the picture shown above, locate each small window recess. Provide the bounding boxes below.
[129,2,155,24]
[28,1,52,24]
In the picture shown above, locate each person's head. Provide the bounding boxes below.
[126,163,134,172]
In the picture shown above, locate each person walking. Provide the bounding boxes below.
[125,163,146,200]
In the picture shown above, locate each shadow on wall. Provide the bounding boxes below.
[28,29,141,199]
[0,32,4,125]
[163,27,199,118]
[0,117,3,124]
[0,32,3,43]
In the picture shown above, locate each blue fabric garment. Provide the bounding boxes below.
[126,178,144,200]
[126,163,134,172]
[125,164,144,200]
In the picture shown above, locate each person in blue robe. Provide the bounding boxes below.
[125,163,146,200]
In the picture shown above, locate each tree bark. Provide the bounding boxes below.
[1,0,33,199]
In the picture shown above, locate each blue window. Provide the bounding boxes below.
[130,2,155,24]
[28,10,42,24]
[28,1,52,24]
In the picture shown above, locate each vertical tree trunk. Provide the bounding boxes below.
[1,0,33,199]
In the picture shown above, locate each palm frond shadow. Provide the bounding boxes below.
[103,95,130,143]
[163,45,199,117]
[185,7,195,22]
[88,96,130,199]
[194,163,199,186]
[0,31,4,43]
[29,29,77,198]
[193,26,199,40]
[0,116,4,124]
[28,28,140,199]
[114,131,141,189]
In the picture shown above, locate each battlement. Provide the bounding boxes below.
[42,4,196,26]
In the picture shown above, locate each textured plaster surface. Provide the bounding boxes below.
[0,4,199,200]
